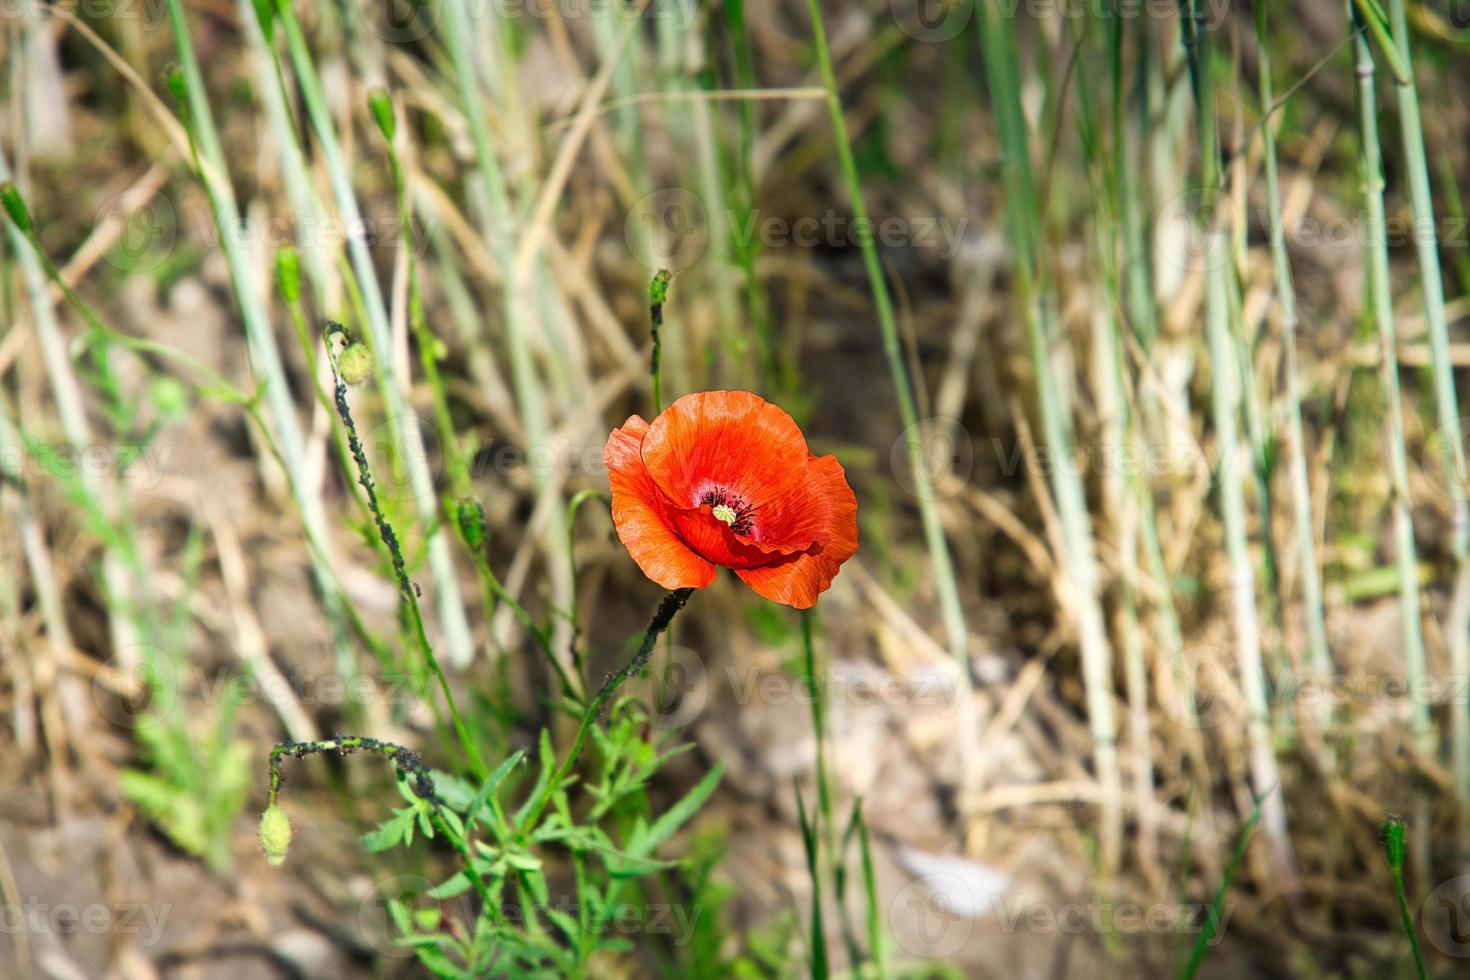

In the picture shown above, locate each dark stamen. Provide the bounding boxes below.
[699,486,754,535]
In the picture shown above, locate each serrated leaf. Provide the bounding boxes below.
[362,807,416,853]
[544,907,579,942]
[430,770,479,812]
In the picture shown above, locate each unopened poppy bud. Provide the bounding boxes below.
[258,804,292,866]
[338,343,373,386]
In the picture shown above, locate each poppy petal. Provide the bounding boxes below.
[641,391,810,510]
[734,455,859,608]
[664,504,795,569]
[604,416,717,590]
[745,452,854,552]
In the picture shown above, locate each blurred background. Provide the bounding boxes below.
[4,0,1470,976]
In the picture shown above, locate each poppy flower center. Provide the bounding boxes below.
[699,487,753,535]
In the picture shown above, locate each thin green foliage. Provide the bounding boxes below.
[806,0,968,665]
[323,322,485,779]
[650,269,673,415]
[1381,816,1429,980]
[1178,793,1263,980]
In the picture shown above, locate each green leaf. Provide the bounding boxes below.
[414,946,462,978]
[430,770,480,813]
[0,183,33,235]
[387,897,415,935]
[512,733,555,829]
[427,871,474,900]
[468,749,526,834]
[604,850,678,879]
[544,907,579,942]
[362,807,417,853]
[628,763,723,859]
[505,849,543,872]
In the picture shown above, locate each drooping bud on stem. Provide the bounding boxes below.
[258,804,292,866]
[337,343,373,386]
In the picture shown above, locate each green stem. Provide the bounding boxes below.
[1352,4,1434,877]
[270,0,476,667]
[1381,817,1429,980]
[515,588,694,838]
[805,0,968,666]
[1384,0,1468,558]
[975,0,1121,869]
[326,325,486,780]
[649,269,672,415]
[267,735,494,909]
[1255,5,1333,737]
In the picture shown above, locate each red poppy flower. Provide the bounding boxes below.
[603,390,858,608]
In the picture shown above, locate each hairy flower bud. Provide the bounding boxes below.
[259,804,292,866]
[338,343,373,387]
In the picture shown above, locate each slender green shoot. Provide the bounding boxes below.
[796,781,829,980]
[805,0,968,665]
[324,323,485,780]
[1352,2,1435,878]
[1381,816,1429,980]
[1383,0,1469,557]
[1255,5,1333,739]
[650,269,673,415]
[267,0,476,667]
[974,0,1122,869]
[1179,792,1263,980]
[514,588,695,838]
